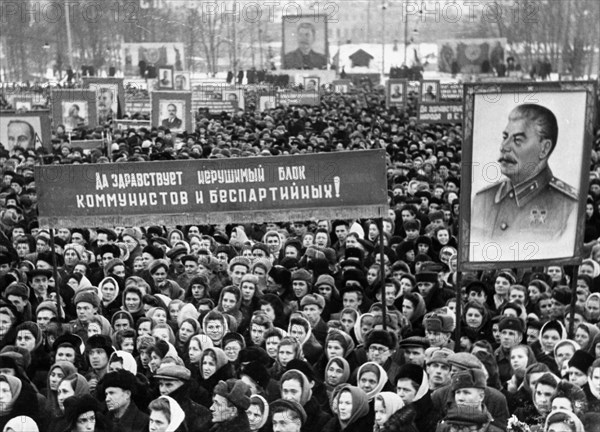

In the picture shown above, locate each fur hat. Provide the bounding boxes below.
[300,293,325,310]
[364,329,398,350]
[415,271,438,283]
[213,379,251,410]
[5,282,30,299]
[568,349,594,374]
[291,268,312,283]
[498,316,524,333]
[451,369,487,390]
[241,361,271,389]
[103,369,136,392]
[424,313,454,333]
[238,346,271,364]
[64,394,101,426]
[229,256,251,271]
[86,334,114,356]
[73,289,100,308]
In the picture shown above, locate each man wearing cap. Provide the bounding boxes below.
[228,256,251,287]
[398,336,430,367]
[210,378,253,432]
[431,352,510,430]
[28,268,53,311]
[4,282,33,321]
[271,398,307,432]
[177,254,200,290]
[86,334,114,392]
[291,268,313,304]
[69,289,104,342]
[424,313,455,349]
[364,329,401,387]
[495,316,524,384]
[435,369,504,432]
[154,363,213,431]
[426,347,453,391]
[417,271,454,310]
[104,369,149,432]
[36,301,57,333]
[300,293,327,346]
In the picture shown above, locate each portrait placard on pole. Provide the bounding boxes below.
[458,81,597,270]
[35,150,389,228]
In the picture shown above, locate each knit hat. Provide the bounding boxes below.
[35,301,58,317]
[424,313,454,333]
[213,379,252,410]
[270,399,307,425]
[300,293,325,310]
[103,369,137,392]
[73,289,101,308]
[15,322,42,350]
[451,369,487,390]
[291,268,312,283]
[315,274,335,288]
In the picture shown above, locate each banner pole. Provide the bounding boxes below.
[378,218,387,331]
[568,266,579,337]
[49,228,62,324]
[454,271,462,348]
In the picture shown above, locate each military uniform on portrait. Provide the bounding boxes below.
[471,166,578,252]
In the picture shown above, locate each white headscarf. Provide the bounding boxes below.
[357,361,387,401]
[158,395,186,432]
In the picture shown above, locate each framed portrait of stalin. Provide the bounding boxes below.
[458,81,597,270]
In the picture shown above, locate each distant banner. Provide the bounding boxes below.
[440,83,463,101]
[114,120,151,130]
[122,43,185,76]
[438,38,506,74]
[35,150,388,227]
[418,103,463,123]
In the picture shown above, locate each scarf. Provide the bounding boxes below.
[335,384,369,430]
[160,395,186,432]
[249,394,269,431]
[0,374,22,415]
[374,392,404,432]
[357,362,387,401]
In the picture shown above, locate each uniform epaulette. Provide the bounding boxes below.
[549,177,578,200]
[475,180,503,195]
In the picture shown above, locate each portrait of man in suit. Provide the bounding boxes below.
[283,21,327,70]
[161,103,183,129]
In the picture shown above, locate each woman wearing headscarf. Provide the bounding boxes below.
[400,293,426,337]
[324,357,350,402]
[324,384,373,432]
[533,320,567,375]
[386,363,433,432]
[197,347,235,407]
[543,409,585,432]
[373,392,417,432]
[0,374,39,430]
[314,328,357,378]
[287,313,322,365]
[121,286,145,323]
[147,395,187,432]
[46,361,78,416]
[99,276,122,321]
[215,286,244,327]
[585,358,600,413]
[280,368,331,432]
[247,394,269,432]
[14,321,51,390]
[356,362,389,402]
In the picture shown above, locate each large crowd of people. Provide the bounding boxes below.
[0,79,599,432]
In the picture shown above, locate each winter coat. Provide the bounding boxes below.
[209,412,251,432]
[0,379,40,430]
[169,382,213,432]
[106,401,149,432]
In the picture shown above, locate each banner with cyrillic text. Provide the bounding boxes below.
[417,103,463,124]
[35,150,388,227]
